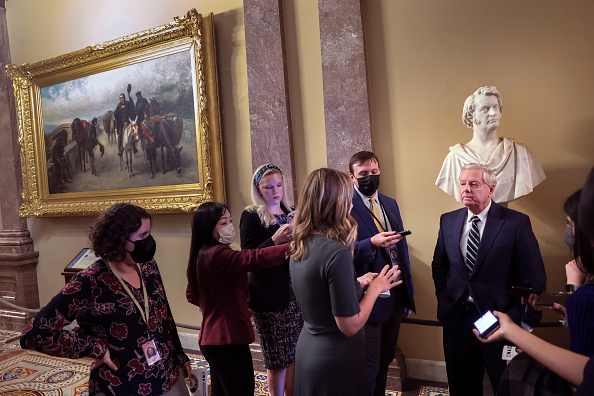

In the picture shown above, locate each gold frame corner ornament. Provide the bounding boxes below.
[7,9,225,217]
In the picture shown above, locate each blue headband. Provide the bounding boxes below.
[254,163,281,186]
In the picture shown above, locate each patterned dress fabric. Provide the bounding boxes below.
[238,208,303,371]
[252,283,302,369]
[20,259,189,396]
[251,213,303,370]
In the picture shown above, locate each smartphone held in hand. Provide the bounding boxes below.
[536,292,569,306]
[287,210,296,223]
[474,310,500,339]
[510,286,543,300]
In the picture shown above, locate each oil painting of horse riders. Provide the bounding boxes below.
[8,9,224,217]
[41,50,199,195]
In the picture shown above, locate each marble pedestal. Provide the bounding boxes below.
[0,230,39,332]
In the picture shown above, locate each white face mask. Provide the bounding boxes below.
[217,223,236,245]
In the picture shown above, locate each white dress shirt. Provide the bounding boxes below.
[459,200,491,259]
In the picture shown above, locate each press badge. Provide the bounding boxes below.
[142,339,162,366]
[501,345,518,361]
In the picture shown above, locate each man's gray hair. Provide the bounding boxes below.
[462,86,502,128]
[460,163,497,187]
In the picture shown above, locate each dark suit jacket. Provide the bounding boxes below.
[240,208,291,312]
[431,201,547,328]
[351,190,415,323]
[186,243,290,346]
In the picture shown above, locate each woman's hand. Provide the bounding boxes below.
[368,265,401,295]
[183,361,192,378]
[473,311,518,343]
[91,348,117,371]
[272,224,293,245]
[566,259,586,287]
[551,302,567,318]
[524,293,540,310]
[526,294,568,317]
[357,272,377,289]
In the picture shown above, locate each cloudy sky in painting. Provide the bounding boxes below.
[41,49,195,134]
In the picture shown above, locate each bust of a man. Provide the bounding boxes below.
[435,86,546,203]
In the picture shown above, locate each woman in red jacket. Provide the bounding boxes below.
[186,202,290,396]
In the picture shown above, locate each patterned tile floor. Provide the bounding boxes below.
[0,330,21,356]
[0,349,92,396]
[188,353,274,395]
[187,353,403,395]
[0,332,409,395]
[0,330,20,344]
[419,385,449,395]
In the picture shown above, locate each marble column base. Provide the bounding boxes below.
[0,230,39,332]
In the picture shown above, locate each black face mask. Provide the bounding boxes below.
[127,234,157,263]
[565,224,574,250]
[357,174,381,196]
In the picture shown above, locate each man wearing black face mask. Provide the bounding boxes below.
[348,151,416,396]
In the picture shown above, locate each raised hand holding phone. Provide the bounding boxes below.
[474,310,500,339]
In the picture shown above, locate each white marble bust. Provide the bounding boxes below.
[436,86,546,203]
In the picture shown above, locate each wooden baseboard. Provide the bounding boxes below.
[179,331,201,352]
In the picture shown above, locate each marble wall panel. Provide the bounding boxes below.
[318,0,373,173]
[244,0,296,202]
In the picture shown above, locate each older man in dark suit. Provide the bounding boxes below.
[349,151,416,396]
[432,163,547,395]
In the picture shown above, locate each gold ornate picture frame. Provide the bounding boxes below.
[7,9,224,217]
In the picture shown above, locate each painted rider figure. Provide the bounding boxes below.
[51,132,71,188]
[71,118,88,173]
[114,92,135,156]
[133,91,150,154]
[86,117,104,177]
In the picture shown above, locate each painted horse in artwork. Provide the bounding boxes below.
[149,98,162,117]
[154,115,183,175]
[120,118,139,178]
[102,110,116,144]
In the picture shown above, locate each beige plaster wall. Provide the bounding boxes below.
[362,0,594,361]
[5,0,594,363]
[5,0,251,336]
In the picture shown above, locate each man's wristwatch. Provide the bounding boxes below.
[565,284,577,292]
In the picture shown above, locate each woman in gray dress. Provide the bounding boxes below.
[288,168,401,396]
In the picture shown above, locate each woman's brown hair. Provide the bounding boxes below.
[88,203,151,262]
[288,168,358,261]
